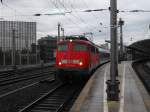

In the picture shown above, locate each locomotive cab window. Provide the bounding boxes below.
[73,43,88,51]
[58,44,67,51]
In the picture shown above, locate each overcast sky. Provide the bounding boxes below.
[0,0,150,45]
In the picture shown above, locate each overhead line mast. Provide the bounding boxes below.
[106,0,120,101]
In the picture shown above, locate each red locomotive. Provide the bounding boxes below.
[56,36,110,82]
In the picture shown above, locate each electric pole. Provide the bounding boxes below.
[26,29,29,65]
[106,0,120,101]
[119,18,124,61]
[12,29,16,70]
[61,27,64,40]
[58,23,61,42]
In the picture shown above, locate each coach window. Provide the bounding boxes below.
[58,44,67,51]
[91,46,95,53]
[96,48,99,53]
[74,43,87,51]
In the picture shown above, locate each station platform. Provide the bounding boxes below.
[70,61,150,112]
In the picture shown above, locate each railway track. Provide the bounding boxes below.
[0,65,85,112]
[0,78,58,112]
[0,67,56,86]
[0,71,15,79]
[132,60,150,94]
[0,65,54,79]
[19,84,83,112]
[0,78,55,98]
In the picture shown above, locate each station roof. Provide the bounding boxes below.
[128,39,150,55]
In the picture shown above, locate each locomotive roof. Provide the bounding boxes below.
[58,39,110,53]
[65,36,88,41]
[57,38,92,45]
[58,36,110,53]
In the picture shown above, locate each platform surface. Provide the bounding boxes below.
[70,61,150,112]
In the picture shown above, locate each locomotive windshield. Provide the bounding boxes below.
[58,44,67,51]
[73,43,87,51]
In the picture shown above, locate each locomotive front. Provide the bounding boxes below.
[56,39,90,81]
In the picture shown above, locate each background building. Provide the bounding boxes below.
[0,21,39,65]
[38,35,57,63]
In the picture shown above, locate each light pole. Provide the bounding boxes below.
[106,0,120,101]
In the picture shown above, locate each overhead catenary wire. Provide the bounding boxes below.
[1,1,150,35]
[0,1,35,22]
[56,0,89,26]
[83,8,150,13]
[63,0,110,39]
[82,0,103,25]
[119,9,150,13]
[56,0,100,33]
[48,0,87,34]
[80,0,110,37]
[70,3,98,32]
[48,0,78,25]
[60,5,108,30]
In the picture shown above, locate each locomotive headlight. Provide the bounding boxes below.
[79,62,83,66]
[58,62,62,66]
[70,39,73,42]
